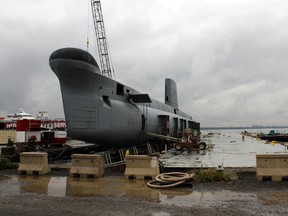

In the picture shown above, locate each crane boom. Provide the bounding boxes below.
[91,0,113,78]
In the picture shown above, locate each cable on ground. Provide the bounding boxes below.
[147,172,194,189]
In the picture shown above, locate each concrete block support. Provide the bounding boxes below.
[125,155,160,180]
[18,152,51,175]
[256,154,288,181]
[69,154,104,178]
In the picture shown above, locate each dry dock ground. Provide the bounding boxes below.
[0,168,288,216]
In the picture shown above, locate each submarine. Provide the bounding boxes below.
[49,47,200,148]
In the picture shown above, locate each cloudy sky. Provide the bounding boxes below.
[1,0,288,127]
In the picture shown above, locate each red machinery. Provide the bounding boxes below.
[16,119,67,148]
[174,129,206,153]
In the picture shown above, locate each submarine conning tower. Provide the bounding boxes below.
[165,78,178,109]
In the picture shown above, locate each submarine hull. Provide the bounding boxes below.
[49,48,199,148]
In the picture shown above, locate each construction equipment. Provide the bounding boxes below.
[146,129,207,154]
[174,129,207,153]
[90,0,113,78]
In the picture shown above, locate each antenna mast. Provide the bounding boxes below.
[91,0,113,78]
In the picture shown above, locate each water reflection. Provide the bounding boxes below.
[66,176,125,197]
[0,174,263,207]
[0,174,11,182]
[258,191,288,206]
[124,179,160,202]
[0,174,195,204]
[66,177,161,202]
[18,175,51,194]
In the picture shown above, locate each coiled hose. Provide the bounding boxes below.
[147,172,194,188]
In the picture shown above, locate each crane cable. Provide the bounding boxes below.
[105,34,116,79]
[86,0,90,52]
[147,172,194,189]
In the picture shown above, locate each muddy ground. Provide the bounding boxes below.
[0,169,288,216]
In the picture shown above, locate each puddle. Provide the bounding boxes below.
[258,191,288,206]
[0,175,11,182]
[0,174,259,207]
[1,128,287,208]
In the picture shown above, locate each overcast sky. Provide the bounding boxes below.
[1,0,288,127]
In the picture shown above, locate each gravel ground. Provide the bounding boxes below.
[0,170,288,216]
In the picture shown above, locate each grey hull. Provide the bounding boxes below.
[50,48,199,148]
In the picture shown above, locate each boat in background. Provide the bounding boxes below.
[0,108,35,129]
[258,129,288,142]
[0,108,35,122]
[0,110,66,145]
[0,109,66,130]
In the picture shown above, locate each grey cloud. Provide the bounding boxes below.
[1,0,288,127]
